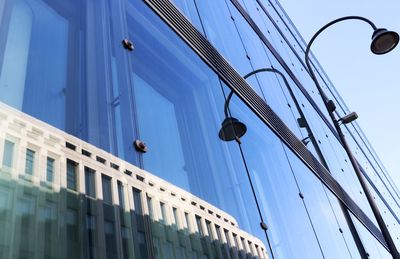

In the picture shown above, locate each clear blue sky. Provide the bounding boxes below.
[279,0,400,188]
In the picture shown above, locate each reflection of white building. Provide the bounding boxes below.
[0,102,268,259]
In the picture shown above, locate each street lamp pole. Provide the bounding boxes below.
[243,68,369,259]
[305,16,400,259]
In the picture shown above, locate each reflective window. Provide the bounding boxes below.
[225,84,324,259]
[121,227,131,259]
[2,140,14,167]
[283,146,360,259]
[194,215,201,233]
[0,0,71,130]
[46,157,55,182]
[192,0,263,96]
[169,0,205,34]
[132,188,142,215]
[0,0,394,258]
[66,159,78,191]
[117,181,125,208]
[85,167,96,198]
[86,214,97,259]
[102,175,112,204]
[66,208,79,259]
[25,148,35,175]
[160,202,167,224]
[206,220,213,238]
[104,220,117,259]
[131,188,147,258]
[183,212,190,233]
[171,207,178,227]
[146,196,153,219]
[15,196,35,258]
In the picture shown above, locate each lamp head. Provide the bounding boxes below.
[218,117,247,141]
[340,112,358,124]
[371,28,399,55]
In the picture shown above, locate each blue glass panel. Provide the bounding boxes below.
[284,146,361,259]
[226,1,306,139]
[191,0,264,96]
[125,0,272,253]
[352,215,392,259]
[0,0,119,156]
[169,0,205,35]
[226,86,325,259]
[0,0,68,129]
[247,0,400,222]
[132,74,189,190]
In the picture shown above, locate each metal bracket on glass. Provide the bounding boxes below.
[134,139,148,153]
[122,39,134,51]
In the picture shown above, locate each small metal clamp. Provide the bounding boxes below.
[122,39,134,51]
[134,139,148,153]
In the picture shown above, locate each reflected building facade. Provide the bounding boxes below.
[0,0,399,258]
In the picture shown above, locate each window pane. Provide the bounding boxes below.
[104,220,117,259]
[172,207,178,227]
[25,148,35,175]
[102,175,112,204]
[86,214,96,259]
[183,212,190,233]
[85,167,96,198]
[146,196,153,219]
[132,188,142,215]
[46,157,55,182]
[160,202,167,224]
[2,140,14,167]
[196,216,203,236]
[66,159,77,191]
[121,227,131,259]
[117,181,125,208]
[66,208,79,259]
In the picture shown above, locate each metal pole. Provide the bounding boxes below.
[244,68,368,259]
[305,16,400,259]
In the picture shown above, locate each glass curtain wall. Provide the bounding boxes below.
[0,0,395,258]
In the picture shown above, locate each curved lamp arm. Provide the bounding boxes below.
[305,16,376,104]
[305,15,398,103]
[243,68,305,123]
[225,67,298,118]
[223,91,235,118]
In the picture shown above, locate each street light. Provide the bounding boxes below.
[228,67,370,258]
[218,80,273,258]
[218,67,311,143]
[371,28,399,54]
[305,16,400,259]
[218,91,247,142]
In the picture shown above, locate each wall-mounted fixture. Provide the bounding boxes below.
[122,39,134,51]
[134,139,148,153]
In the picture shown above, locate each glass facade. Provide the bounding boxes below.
[0,0,398,258]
